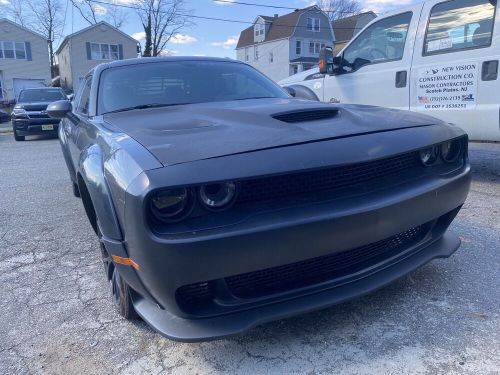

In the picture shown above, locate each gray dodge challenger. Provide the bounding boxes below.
[48,57,471,342]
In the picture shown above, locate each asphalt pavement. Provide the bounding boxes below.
[0,133,499,375]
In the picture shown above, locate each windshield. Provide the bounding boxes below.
[98,60,288,114]
[18,89,66,103]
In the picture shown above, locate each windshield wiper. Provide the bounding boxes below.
[102,103,192,115]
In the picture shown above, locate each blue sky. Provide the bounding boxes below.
[57,0,417,58]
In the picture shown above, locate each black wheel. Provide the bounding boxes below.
[110,267,138,320]
[13,129,25,141]
[72,182,81,197]
[97,223,138,320]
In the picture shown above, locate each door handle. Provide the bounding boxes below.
[482,60,498,81]
[395,71,407,88]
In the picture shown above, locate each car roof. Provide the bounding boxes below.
[91,56,244,76]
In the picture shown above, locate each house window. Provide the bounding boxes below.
[90,43,120,60]
[254,46,259,61]
[0,79,3,99]
[296,40,302,55]
[309,42,325,54]
[269,52,274,63]
[245,47,249,62]
[254,23,265,37]
[15,42,26,59]
[307,18,320,32]
[0,41,26,59]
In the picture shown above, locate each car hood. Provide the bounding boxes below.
[103,98,440,166]
[17,102,51,111]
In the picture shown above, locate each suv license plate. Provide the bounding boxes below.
[42,125,54,131]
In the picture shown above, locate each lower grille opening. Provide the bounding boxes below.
[176,223,430,312]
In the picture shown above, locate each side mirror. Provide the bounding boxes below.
[283,86,296,97]
[67,94,75,101]
[319,47,342,74]
[47,100,72,119]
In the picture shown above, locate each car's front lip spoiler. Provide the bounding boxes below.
[131,231,460,342]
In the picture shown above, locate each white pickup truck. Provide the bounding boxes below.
[280,0,500,142]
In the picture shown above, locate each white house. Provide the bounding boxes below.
[56,22,139,93]
[0,18,51,103]
[236,6,334,82]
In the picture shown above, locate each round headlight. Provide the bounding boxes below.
[150,188,194,222]
[199,182,238,211]
[441,140,462,163]
[419,146,439,166]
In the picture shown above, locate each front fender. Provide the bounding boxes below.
[79,144,122,240]
[58,120,77,183]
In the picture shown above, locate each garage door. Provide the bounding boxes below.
[13,79,46,100]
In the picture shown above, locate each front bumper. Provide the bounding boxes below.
[103,126,471,341]
[12,117,60,136]
[131,230,461,342]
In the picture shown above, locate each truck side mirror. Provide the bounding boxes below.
[47,100,72,119]
[319,47,342,75]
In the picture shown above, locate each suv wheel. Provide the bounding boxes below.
[13,129,25,142]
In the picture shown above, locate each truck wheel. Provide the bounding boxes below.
[13,129,25,142]
[110,267,138,320]
[72,182,81,198]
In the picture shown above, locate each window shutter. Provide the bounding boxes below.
[25,41,32,61]
[86,42,91,60]
[118,44,123,60]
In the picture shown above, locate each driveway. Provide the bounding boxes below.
[0,135,499,374]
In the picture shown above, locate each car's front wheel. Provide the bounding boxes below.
[13,129,25,141]
[98,224,138,320]
[110,267,138,320]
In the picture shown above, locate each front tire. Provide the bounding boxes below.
[13,129,25,141]
[72,182,81,197]
[110,267,138,320]
[98,224,138,320]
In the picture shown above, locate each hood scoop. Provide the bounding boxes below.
[272,109,339,123]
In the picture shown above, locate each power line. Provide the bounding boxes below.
[88,0,363,30]
[212,0,358,15]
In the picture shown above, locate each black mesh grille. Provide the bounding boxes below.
[237,152,419,204]
[273,109,339,123]
[226,224,427,299]
[176,223,428,310]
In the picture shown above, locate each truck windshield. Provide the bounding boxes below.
[18,89,66,103]
[98,60,289,115]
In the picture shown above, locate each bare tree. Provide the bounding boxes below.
[106,4,128,29]
[136,0,191,57]
[317,0,362,21]
[70,0,127,28]
[7,0,64,77]
[5,0,29,27]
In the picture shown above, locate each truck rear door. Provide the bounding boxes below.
[410,0,499,141]
[322,4,423,109]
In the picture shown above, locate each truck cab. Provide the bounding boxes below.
[280,0,500,142]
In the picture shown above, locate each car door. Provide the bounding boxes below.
[65,76,92,169]
[410,0,499,142]
[322,5,423,110]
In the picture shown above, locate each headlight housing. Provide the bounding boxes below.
[419,146,440,166]
[12,106,27,116]
[441,140,462,163]
[199,182,238,211]
[150,188,195,223]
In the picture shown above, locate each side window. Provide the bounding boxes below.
[342,12,413,71]
[77,78,92,115]
[424,0,496,55]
